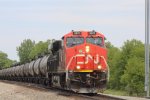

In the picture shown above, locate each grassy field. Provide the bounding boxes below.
[103,89,145,97]
[104,89,128,96]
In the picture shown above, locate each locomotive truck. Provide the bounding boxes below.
[0,30,108,93]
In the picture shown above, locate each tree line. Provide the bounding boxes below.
[106,39,144,96]
[0,39,51,68]
[0,38,145,96]
[16,39,51,64]
[0,51,14,69]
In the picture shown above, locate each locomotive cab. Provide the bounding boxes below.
[63,30,107,72]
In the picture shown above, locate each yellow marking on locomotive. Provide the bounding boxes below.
[74,70,93,72]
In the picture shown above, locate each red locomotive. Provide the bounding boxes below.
[63,30,108,93]
[0,30,108,94]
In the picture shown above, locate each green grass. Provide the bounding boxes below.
[103,89,128,96]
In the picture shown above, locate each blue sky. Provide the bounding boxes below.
[0,0,145,61]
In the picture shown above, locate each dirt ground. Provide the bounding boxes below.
[0,81,76,100]
[0,81,148,100]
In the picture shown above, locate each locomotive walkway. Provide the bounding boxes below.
[0,81,148,100]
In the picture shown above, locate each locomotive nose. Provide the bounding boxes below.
[73,44,105,72]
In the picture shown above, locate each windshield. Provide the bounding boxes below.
[66,37,84,47]
[86,37,103,46]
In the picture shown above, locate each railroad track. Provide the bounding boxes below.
[0,80,125,100]
[58,92,125,100]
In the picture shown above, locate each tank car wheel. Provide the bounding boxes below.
[35,78,39,84]
[42,79,45,85]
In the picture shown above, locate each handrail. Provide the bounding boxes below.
[100,56,110,82]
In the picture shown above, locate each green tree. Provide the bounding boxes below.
[16,39,35,63]
[106,42,122,89]
[29,40,49,60]
[121,40,144,96]
[121,57,144,96]
[106,39,145,94]
[0,51,13,69]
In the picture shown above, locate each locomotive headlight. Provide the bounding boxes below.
[85,46,90,53]
[98,65,102,69]
[76,65,80,70]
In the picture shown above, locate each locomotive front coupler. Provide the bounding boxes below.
[86,74,99,80]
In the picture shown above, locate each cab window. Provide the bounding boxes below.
[86,37,103,47]
[66,37,84,47]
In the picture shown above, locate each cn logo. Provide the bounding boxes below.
[77,54,99,64]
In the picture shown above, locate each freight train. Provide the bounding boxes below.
[0,30,108,93]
